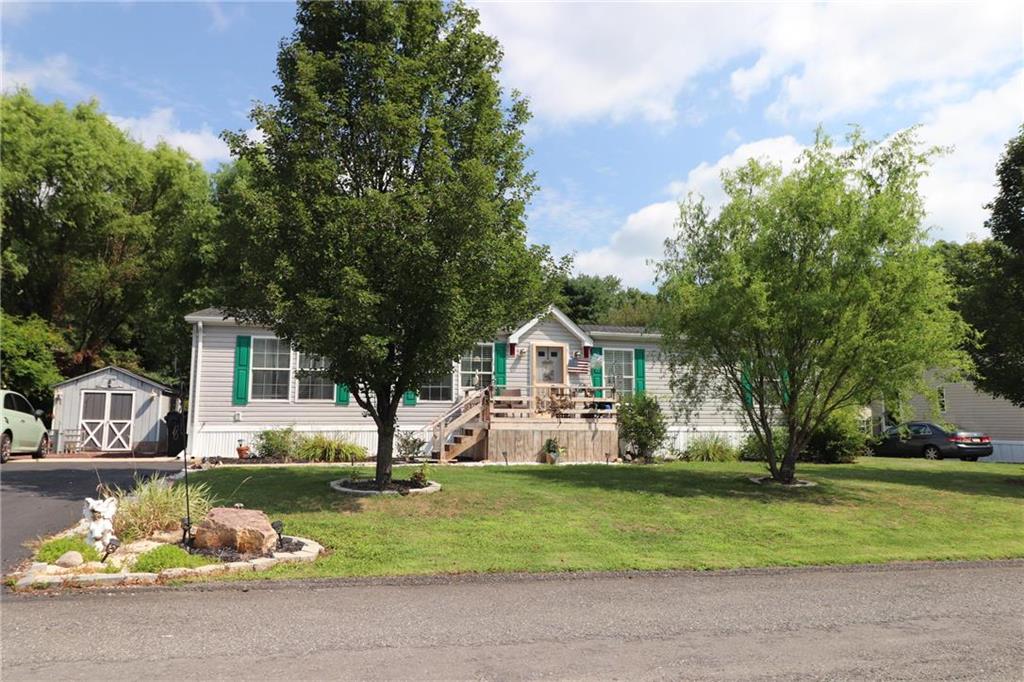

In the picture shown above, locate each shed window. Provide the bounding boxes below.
[251,338,290,400]
[418,374,453,402]
[604,349,634,396]
[460,343,493,391]
[296,353,333,401]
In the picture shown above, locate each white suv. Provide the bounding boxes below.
[1,390,49,463]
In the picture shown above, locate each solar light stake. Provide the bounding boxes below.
[271,520,285,549]
[102,537,121,562]
[502,450,508,466]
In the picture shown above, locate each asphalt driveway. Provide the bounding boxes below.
[2,561,1021,680]
[0,459,181,571]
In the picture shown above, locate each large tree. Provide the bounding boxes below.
[657,128,969,483]
[219,1,559,486]
[0,91,216,385]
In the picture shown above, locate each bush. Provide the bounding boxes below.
[409,463,430,487]
[111,475,217,542]
[799,411,869,464]
[294,434,367,463]
[738,433,766,461]
[36,536,101,563]
[684,434,739,462]
[253,427,299,458]
[618,393,668,461]
[133,544,216,573]
[396,430,428,460]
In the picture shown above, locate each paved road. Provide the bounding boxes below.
[2,561,1021,680]
[0,460,182,571]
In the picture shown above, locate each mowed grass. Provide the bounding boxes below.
[194,458,1024,579]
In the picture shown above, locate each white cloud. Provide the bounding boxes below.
[111,108,231,164]
[475,2,1021,125]
[2,52,92,99]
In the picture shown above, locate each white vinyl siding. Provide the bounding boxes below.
[604,348,634,396]
[250,337,290,400]
[296,353,333,401]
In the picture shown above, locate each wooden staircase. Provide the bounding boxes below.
[428,388,490,462]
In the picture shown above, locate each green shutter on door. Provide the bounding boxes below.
[335,384,350,406]
[403,390,417,406]
[232,335,252,406]
[634,348,646,394]
[591,347,603,398]
[494,342,507,389]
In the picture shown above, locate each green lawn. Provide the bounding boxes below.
[193,458,1023,579]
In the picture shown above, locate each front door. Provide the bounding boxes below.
[534,346,565,385]
[80,391,134,451]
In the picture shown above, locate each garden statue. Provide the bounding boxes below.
[82,496,119,553]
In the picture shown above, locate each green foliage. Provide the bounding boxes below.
[253,427,300,458]
[556,274,659,327]
[35,536,101,564]
[217,1,562,485]
[683,435,740,462]
[0,313,69,410]
[111,475,218,542]
[738,433,766,462]
[799,410,869,464]
[395,430,428,460]
[618,393,668,460]
[0,90,217,384]
[294,434,368,464]
[133,544,216,573]
[409,463,430,487]
[658,128,969,483]
[543,438,560,455]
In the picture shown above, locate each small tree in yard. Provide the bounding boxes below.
[618,393,668,462]
[657,128,969,484]
[219,1,560,487]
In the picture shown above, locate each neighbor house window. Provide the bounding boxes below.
[296,353,333,401]
[251,337,291,400]
[604,349,634,396]
[419,374,453,402]
[460,343,493,391]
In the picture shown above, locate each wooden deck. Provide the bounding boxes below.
[487,419,618,463]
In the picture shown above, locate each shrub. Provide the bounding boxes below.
[111,475,217,542]
[253,427,299,458]
[133,545,216,573]
[799,410,869,464]
[293,434,367,463]
[738,433,766,461]
[684,434,739,462]
[396,430,428,460]
[618,393,668,461]
[409,463,430,487]
[36,536,101,563]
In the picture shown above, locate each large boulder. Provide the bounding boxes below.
[194,508,277,555]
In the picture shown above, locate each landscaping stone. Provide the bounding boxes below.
[67,573,129,586]
[330,479,441,496]
[82,561,107,571]
[194,507,277,555]
[225,561,253,573]
[124,572,158,584]
[55,550,84,568]
[191,563,228,576]
[159,567,195,580]
[250,557,278,571]
[149,529,181,543]
[17,575,63,589]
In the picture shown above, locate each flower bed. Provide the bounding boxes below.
[329,478,441,496]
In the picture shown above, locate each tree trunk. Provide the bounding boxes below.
[374,421,396,489]
[777,447,798,484]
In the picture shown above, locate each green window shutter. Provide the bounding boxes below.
[494,342,507,388]
[779,369,790,406]
[634,348,646,394]
[231,335,252,406]
[741,369,753,407]
[335,384,350,406]
[591,347,603,398]
[403,390,417,406]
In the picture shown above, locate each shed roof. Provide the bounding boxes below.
[52,366,176,394]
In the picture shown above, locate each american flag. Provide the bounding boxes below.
[568,357,590,373]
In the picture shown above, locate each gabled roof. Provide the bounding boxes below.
[184,307,235,324]
[507,305,594,347]
[52,366,176,393]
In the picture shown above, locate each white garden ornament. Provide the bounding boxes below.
[83,497,119,552]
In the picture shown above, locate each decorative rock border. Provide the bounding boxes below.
[11,536,323,591]
[329,479,442,496]
[747,476,818,488]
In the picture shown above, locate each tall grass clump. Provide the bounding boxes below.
[683,434,740,462]
[110,475,217,541]
[294,434,368,463]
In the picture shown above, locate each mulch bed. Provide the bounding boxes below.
[187,538,307,562]
[339,478,430,493]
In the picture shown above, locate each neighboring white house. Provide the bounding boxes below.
[183,306,747,460]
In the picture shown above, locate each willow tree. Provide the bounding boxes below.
[657,128,969,483]
[219,1,558,486]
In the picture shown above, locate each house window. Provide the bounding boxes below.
[604,349,634,396]
[296,353,333,401]
[419,373,453,402]
[939,386,948,413]
[460,343,493,391]
[251,338,291,400]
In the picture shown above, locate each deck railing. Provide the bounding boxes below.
[489,384,618,421]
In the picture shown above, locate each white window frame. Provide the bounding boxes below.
[295,351,334,403]
[418,364,457,403]
[460,342,494,393]
[78,390,135,452]
[603,347,635,397]
[248,335,292,402]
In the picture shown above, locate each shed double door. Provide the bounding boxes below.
[80,391,135,451]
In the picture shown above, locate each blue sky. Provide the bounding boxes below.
[4,1,1022,288]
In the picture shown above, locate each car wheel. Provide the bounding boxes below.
[33,433,49,459]
[960,456,978,462]
[923,445,942,460]
[1,433,11,464]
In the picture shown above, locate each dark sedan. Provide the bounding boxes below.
[872,422,993,461]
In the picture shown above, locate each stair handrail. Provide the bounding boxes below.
[420,386,490,455]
